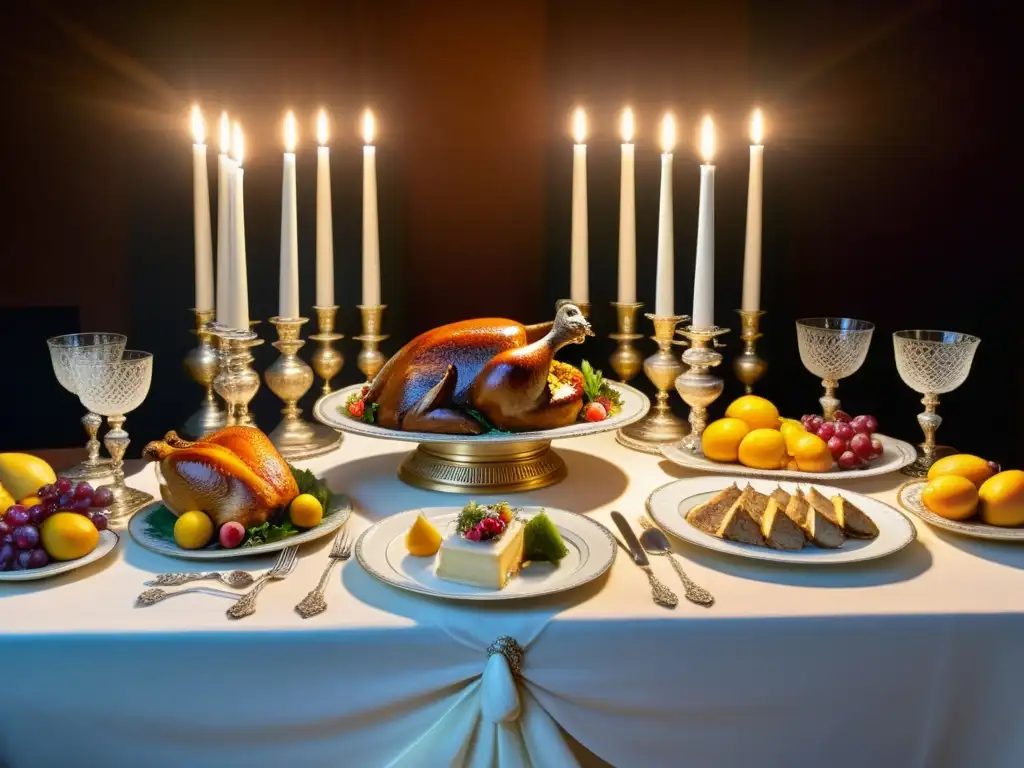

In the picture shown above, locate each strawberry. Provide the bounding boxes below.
[583,402,607,423]
[348,399,366,418]
[595,396,613,413]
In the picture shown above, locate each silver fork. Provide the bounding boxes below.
[226,546,299,620]
[295,529,352,619]
[136,585,242,607]
[145,570,255,588]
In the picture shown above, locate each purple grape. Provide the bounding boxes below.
[5,505,30,527]
[2,534,12,547]
[0,543,15,567]
[13,525,40,551]
[38,483,55,499]
[26,548,49,569]
[833,410,852,423]
[860,415,879,434]
[0,519,10,539]
[833,422,855,441]
[805,416,825,434]
[57,493,74,510]
[73,482,94,501]
[838,450,861,470]
[90,512,108,532]
[56,478,73,496]
[28,505,45,526]
[71,497,92,513]
[850,432,874,460]
[849,415,869,434]
[91,487,114,508]
[14,550,31,570]
[816,422,836,441]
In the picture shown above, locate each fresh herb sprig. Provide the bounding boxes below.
[581,360,623,412]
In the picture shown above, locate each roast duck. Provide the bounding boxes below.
[143,426,298,528]
[365,303,594,435]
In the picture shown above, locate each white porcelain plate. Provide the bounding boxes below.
[0,529,119,581]
[898,480,1024,542]
[356,506,616,601]
[313,381,649,444]
[128,494,352,560]
[647,476,916,565]
[660,433,917,481]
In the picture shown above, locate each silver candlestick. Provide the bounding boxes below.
[675,325,731,452]
[182,308,226,439]
[212,325,263,427]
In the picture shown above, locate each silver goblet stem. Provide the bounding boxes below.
[820,378,841,422]
[83,411,104,466]
[98,413,154,522]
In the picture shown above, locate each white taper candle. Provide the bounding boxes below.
[315,110,335,307]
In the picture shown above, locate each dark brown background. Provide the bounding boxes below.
[1,0,1019,465]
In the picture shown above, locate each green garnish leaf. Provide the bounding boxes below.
[143,505,179,542]
[523,511,568,563]
[243,520,299,547]
[581,360,604,403]
[465,409,512,435]
[362,401,380,424]
[289,464,331,512]
[456,501,488,534]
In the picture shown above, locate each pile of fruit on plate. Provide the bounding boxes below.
[917,454,1024,527]
[0,453,111,572]
[701,395,884,473]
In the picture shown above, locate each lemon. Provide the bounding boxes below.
[701,418,751,463]
[0,486,15,513]
[405,513,442,556]
[978,470,1024,527]
[780,421,808,454]
[174,510,214,550]
[289,493,324,528]
[725,395,781,431]
[927,454,995,489]
[41,512,100,561]
[737,429,788,470]
[921,476,978,521]
[0,453,56,501]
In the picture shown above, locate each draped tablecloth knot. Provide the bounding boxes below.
[483,635,524,724]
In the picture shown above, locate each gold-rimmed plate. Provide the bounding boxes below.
[898,480,1024,542]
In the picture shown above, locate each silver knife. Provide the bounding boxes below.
[610,512,678,608]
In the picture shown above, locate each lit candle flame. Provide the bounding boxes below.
[621,108,634,143]
[284,111,297,153]
[191,105,205,145]
[572,108,587,144]
[660,113,676,153]
[700,115,715,162]
[232,121,244,167]
[362,109,375,144]
[751,108,764,145]
[317,109,328,146]
[219,112,230,154]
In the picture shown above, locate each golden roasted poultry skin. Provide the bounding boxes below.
[143,427,299,528]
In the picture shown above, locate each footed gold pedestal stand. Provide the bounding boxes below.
[398,440,566,494]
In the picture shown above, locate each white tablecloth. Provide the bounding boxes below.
[2,431,1024,768]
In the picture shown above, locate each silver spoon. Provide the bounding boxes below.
[639,524,715,607]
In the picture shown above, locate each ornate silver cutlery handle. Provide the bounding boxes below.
[641,565,679,607]
[665,556,714,606]
[226,574,273,620]
[295,560,339,619]
[136,586,240,607]
[145,570,255,588]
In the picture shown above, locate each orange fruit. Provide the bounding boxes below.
[40,512,100,561]
[737,429,788,470]
[927,454,995,489]
[978,470,1024,527]
[289,493,324,528]
[724,395,781,431]
[921,475,979,521]
[780,420,807,454]
[405,513,442,556]
[701,418,751,463]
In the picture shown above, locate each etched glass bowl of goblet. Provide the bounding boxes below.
[72,350,154,521]
[46,333,127,480]
[893,330,980,477]
[796,318,875,421]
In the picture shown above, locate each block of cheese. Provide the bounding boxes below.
[435,519,525,589]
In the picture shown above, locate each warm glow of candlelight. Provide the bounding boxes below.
[621,108,634,143]
[191,105,205,145]
[219,112,230,154]
[232,121,244,166]
[660,113,676,153]
[751,108,764,145]
[700,115,715,162]
[317,109,328,146]
[362,109,375,144]
[283,111,297,153]
[572,108,587,144]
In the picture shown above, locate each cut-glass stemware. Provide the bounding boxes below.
[796,318,874,421]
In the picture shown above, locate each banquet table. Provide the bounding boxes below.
[3,430,1024,768]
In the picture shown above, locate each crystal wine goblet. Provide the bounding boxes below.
[46,333,127,479]
[893,330,980,477]
[72,350,154,521]
[796,318,875,421]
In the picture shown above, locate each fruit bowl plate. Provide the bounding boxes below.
[127,494,352,561]
[647,477,916,565]
[660,434,917,481]
[0,530,119,582]
[356,506,616,601]
[897,481,1024,542]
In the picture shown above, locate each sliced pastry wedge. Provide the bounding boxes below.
[783,489,810,537]
[770,486,792,510]
[716,489,766,547]
[743,483,771,526]
[687,482,742,535]
[831,495,879,539]
[806,487,843,527]
[761,497,806,550]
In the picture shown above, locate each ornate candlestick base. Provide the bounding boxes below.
[182,308,226,439]
[265,317,342,460]
[309,305,345,395]
[98,414,154,523]
[212,325,264,427]
[616,314,690,454]
[675,326,731,453]
[356,305,389,382]
[609,301,644,383]
[733,310,767,395]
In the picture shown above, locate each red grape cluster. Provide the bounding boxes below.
[0,478,111,572]
[800,411,882,471]
[463,507,514,542]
